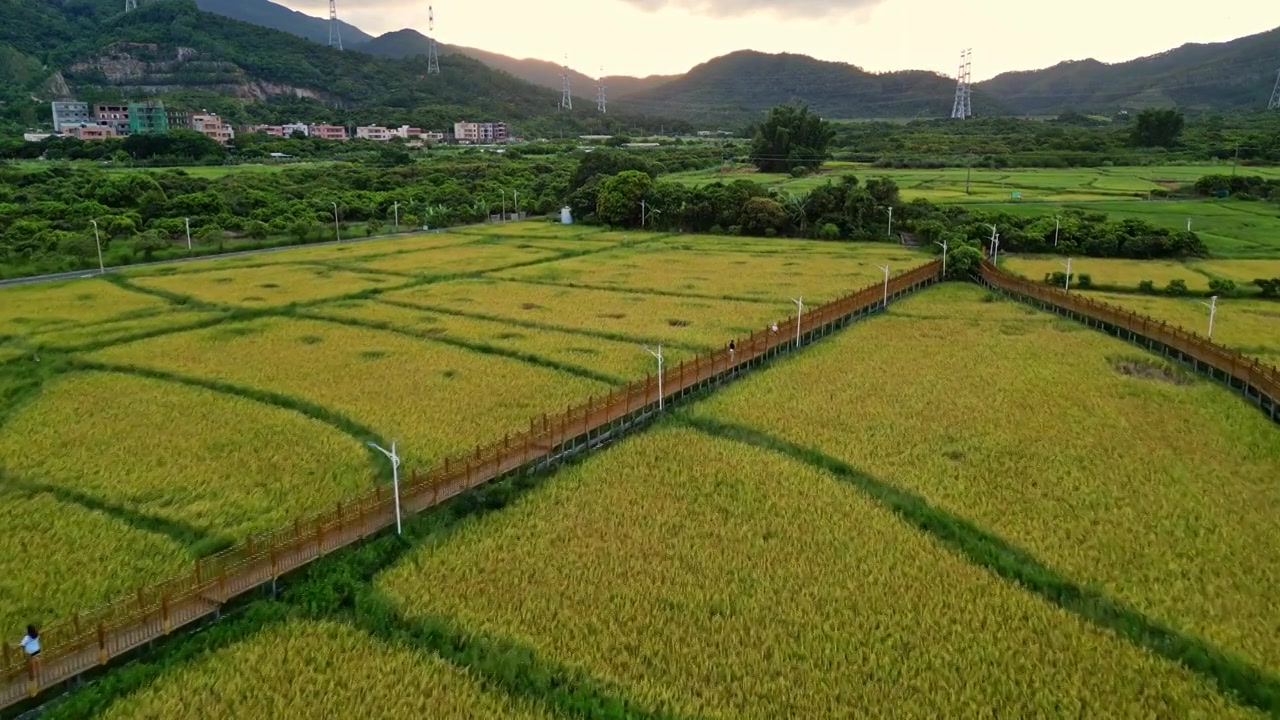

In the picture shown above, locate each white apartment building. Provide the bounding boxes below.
[282,122,309,137]
[453,121,509,144]
[355,125,395,141]
[51,101,91,132]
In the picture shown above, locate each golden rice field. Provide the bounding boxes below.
[130,264,403,307]
[1080,290,1280,365]
[1001,255,1212,290]
[0,372,370,630]
[1194,258,1280,284]
[310,299,655,380]
[87,317,609,468]
[2,221,1278,716]
[384,278,796,350]
[379,425,1260,719]
[497,241,927,303]
[97,619,557,720]
[691,284,1280,677]
[0,278,165,337]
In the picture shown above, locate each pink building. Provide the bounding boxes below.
[309,124,348,141]
[67,125,117,140]
[355,125,394,141]
[248,125,286,137]
[191,113,235,144]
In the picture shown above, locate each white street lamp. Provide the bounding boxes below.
[1201,295,1218,339]
[367,440,402,536]
[642,344,664,411]
[392,201,400,233]
[790,297,803,349]
[991,234,1000,265]
[513,191,520,220]
[878,264,890,307]
[1054,215,1060,247]
[1061,257,1072,290]
[982,223,997,261]
[90,219,104,274]
[500,190,507,223]
[885,206,893,238]
[935,238,948,280]
[184,217,192,251]
[331,202,341,242]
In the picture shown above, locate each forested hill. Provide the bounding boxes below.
[0,0,675,134]
[613,50,1008,123]
[976,25,1280,115]
[192,0,372,46]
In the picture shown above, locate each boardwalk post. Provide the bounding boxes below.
[316,520,325,552]
[161,593,170,634]
[26,656,35,697]
[195,557,203,585]
[97,623,107,664]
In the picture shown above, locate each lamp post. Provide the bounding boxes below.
[991,234,1001,265]
[392,201,400,233]
[983,223,997,260]
[500,190,507,222]
[642,344,664,411]
[367,441,402,536]
[185,217,192,251]
[331,202,341,242]
[513,191,520,220]
[1201,295,1218,339]
[935,238,948,280]
[884,206,893,238]
[878,264,890,307]
[90,219,104,274]
[1061,257,1072,290]
[1054,215,1060,247]
[790,297,803,349]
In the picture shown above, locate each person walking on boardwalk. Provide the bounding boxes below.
[18,625,39,670]
[728,340,736,360]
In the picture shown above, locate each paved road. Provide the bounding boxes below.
[0,228,452,289]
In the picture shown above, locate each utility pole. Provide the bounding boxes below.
[597,67,607,114]
[1269,69,1280,111]
[1232,144,1239,177]
[426,5,440,74]
[331,202,341,242]
[328,0,343,50]
[560,55,573,111]
[950,49,972,119]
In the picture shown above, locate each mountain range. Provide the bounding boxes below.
[202,0,1280,120]
[3,0,1279,134]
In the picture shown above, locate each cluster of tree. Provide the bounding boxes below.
[569,163,1206,260]
[829,110,1280,168]
[1193,174,1280,202]
[0,145,723,278]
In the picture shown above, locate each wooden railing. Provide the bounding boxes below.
[980,261,1280,423]
[0,260,944,710]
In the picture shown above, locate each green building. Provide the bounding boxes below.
[127,101,169,135]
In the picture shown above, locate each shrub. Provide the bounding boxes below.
[1166,279,1188,296]
[1138,280,1156,293]
[817,223,840,240]
[1076,273,1094,289]
[1254,278,1280,298]
[1207,278,1237,295]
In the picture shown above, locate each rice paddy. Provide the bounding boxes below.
[2,219,1277,718]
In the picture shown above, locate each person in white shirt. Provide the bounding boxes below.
[19,625,40,665]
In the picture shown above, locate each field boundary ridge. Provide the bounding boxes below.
[0,260,943,711]
[980,260,1279,424]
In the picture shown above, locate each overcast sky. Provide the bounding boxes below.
[279,0,1280,81]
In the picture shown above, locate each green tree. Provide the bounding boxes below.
[1130,109,1184,148]
[739,197,787,236]
[596,170,653,227]
[750,104,835,173]
[244,220,269,240]
[132,230,169,261]
[945,245,983,280]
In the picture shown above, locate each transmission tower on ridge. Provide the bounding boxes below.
[950,49,972,119]
[329,0,343,51]
[560,56,573,111]
[597,67,607,114]
[124,0,138,11]
[426,5,440,74]
[1269,68,1280,110]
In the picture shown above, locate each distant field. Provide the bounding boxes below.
[7,160,326,178]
